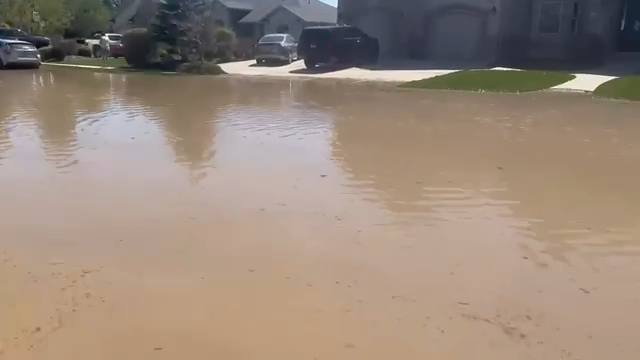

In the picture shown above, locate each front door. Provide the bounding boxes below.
[620,0,640,52]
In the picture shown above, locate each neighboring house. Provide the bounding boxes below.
[230,0,337,40]
[114,0,337,40]
[338,0,640,66]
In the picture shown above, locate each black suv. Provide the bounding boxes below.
[0,28,51,49]
[297,25,379,69]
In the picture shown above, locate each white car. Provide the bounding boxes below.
[0,38,41,69]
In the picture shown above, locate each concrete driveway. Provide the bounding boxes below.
[219,59,459,82]
[219,59,634,92]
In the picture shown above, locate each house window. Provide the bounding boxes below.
[276,25,289,34]
[570,2,579,34]
[214,19,225,28]
[536,1,563,34]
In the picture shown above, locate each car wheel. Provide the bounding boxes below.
[304,58,316,69]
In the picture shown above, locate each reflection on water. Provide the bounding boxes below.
[1,69,640,360]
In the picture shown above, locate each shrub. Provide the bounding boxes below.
[48,34,64,46]
[203,49,217,62]
[212,28,237,63]
[39,46,66,62]
[55,39,81,56]
[76,45,93,57]
[176,61,226,75]
[122,28,155,68]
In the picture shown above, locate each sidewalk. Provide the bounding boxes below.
[551,74,617,92]
[219,60,621,92]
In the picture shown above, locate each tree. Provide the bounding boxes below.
[65,0,111,37]
[0,0,112,36]
[0,0,69,34]
[102,0,122,12]
[0,0,33,28]
[152,0,216,62]
[32,0,70,34]
[151,0,186,47]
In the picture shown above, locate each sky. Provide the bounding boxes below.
[319,0,338,6]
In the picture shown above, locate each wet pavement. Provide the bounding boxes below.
[1,69,640,360]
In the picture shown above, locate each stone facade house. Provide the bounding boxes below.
[338,0,640,66]
[114,0,337,41]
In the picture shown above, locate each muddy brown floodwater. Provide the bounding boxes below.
[1,69,640,360]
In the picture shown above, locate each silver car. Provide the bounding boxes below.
[0,39,41,69]
[254,34,298,64]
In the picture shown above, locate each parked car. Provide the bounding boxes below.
[85,33,124,58]
[254,34,298,64]
[0,39,41,69]
[297,25,379,69]
[0,27,51,49]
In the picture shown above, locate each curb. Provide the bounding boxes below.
[42,62,116,70]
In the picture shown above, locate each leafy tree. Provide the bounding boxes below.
[0,0,40,30]
[64,0,111,37]
[0,0,69,34]
[32,0,71,34]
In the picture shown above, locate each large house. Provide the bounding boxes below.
[113,0,337,41]
[338,0,640,66]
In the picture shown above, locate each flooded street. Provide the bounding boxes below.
[1,69,640,360]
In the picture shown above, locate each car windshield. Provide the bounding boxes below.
[259,35,285,43]
[0,28,25,37]
[107,34,122,41]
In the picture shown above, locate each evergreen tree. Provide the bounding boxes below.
[151,0,188,47]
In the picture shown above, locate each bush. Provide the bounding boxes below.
[48,34,65,46]
[39,46,66,62]
[56,39,81,56]
[122,28,155,68]
[76,45,93,57]
[176,61,226,75]
[212,28,237,63]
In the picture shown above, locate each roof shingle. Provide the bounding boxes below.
[231,0,336,24]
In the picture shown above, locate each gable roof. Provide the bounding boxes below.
[218,0,254,10]
[225,0,336,24]
[282,2,336,23]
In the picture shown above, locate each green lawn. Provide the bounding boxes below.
[593,75,640,101]
[43,56,225,76]
[43,57,169,74]
[56,56,129,68]
[399,70,575,93]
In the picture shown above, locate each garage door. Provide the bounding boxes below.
[428,12,482,62]
[358,11,394,59]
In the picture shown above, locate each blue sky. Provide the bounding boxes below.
[320,0,337,6]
